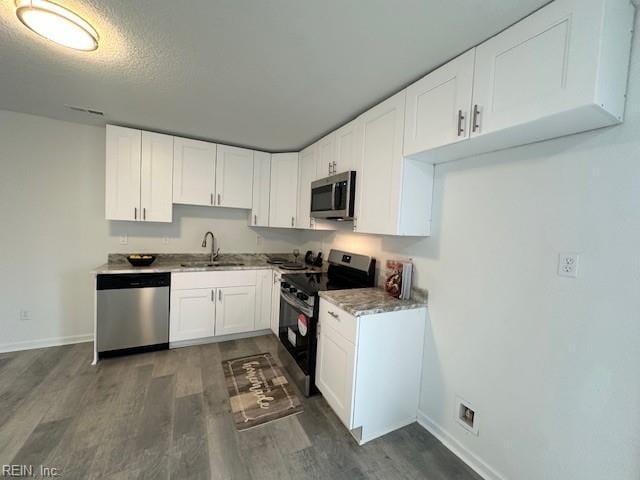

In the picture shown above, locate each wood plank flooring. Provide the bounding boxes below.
[0,335,482,480]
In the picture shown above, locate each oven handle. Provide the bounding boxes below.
[281,290,314,317]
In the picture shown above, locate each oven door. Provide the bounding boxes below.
[278,289,315,376]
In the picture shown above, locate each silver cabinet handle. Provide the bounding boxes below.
[210,193,214,205]
[457,110,465,137]
[143,208,146,221]
[218,289,222,301]
[254,214,257,225]
[328,162,332,174]
[332,161,337,173]
[211,290,214,302]
[327,311,339,320]
[217,193,221,205]
[291,216,295,227]
[472,104,480,133]
[134,207,137,220]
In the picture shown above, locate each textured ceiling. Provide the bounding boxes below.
[0,0,549,151]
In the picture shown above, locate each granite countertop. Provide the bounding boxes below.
[319,287,428,317]
[92,253,322,275]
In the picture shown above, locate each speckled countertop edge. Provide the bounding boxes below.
[92,253,322,275]
[319,287,428,317]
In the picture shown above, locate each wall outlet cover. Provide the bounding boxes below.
[119,235,128,245]
[19,309,31,321]
[558,253,579,278]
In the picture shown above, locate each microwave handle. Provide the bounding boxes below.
[331,183,336,211]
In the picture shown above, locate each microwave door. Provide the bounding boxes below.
[311,184,333,215]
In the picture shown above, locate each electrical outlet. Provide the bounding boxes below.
[119,235,128,245]
[162,237,169,245]
[19,309,31,321]
[558,253,579,278]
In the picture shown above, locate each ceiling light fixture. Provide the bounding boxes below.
[15,0,99,51]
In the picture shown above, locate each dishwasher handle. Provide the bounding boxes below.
[97,273,171,290]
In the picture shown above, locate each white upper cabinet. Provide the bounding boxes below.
[173,137,216,206]
[251,151,271,227]
[354,92,433,236]
[106,125,173,223]
[106,125,141,221]
[404,49,475,156]
[140,131,173,222]
[333,120,359,174]
[408,0,634,163]
[215,145,254,209]
[296,145,316,229]
[472,0,633,138]
[269,153,299,228]
[315,132,337,178]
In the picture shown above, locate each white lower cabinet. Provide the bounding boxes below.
[270,270,281,335]
[169,288,216,342]
[255,270,272,330]
[316,298,427,445]
[216,286,256,336]
[170,269,272,346]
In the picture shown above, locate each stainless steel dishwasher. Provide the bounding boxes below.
[96,273,170,358]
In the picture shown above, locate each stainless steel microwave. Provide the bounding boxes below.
[310,171,356,220]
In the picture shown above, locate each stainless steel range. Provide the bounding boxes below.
[278,249,376,396]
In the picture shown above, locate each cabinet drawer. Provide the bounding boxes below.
[319,298,357,344]
[172,270,258,290]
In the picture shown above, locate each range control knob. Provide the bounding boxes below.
[281,282,290,289]
[289,287,297,294]
[297,292,309,301]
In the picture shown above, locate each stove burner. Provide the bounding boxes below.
[280,263,306,271]
[266,257,287,265]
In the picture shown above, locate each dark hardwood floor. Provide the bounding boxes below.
[0,335,481,479]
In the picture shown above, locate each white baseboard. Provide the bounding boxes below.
[0,334,94,353]
[416,410,506,480]
[169,329,272,349]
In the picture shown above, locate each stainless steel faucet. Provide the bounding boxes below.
[202,231,219,262]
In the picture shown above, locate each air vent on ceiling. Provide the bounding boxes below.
[65,104,104,116]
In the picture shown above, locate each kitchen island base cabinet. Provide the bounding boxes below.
[316,299,427,445]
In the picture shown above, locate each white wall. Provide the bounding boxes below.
[0,110,301,350]
[301,15,640,480]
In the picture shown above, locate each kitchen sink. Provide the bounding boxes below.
[180,262,245,268]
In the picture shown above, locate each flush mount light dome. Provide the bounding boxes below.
[16,0,99,51]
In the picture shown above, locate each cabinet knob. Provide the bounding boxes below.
[328,311,339,320]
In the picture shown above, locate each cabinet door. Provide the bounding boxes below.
[216,286,256,336]
[316,321,356,428]
[316,132,336,178]
[215,145,254,209]
[355,91,406,235]
[105,125,141,221]
[472,0,580,137]
[334,120,358,174]
[251,151,271,226]
[268,153,299,228]
[404,49,475,156]
[140,131,173,223]
[296,145,316,229]
[173,137,216,206]
[270,272,281,335]
[170,288,216,342]
[255,270,273,330]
